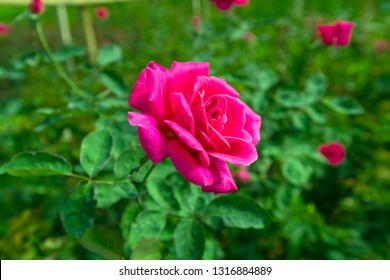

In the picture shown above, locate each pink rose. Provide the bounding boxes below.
[210,0,249,11]
[318,142,346,166]
[95,6,110,20]
[128,61,261,193]
[374,39,389,54]
[243,31,255,42]
[0,23,10,36]
[236,168,251,183]
[317,19,354,46]
[29,0,45,15]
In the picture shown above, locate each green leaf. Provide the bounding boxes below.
[275,89,313,108]
[60,182,96,239]
[323,96,365,115]
[79,225,123,260]
[98,70,128,98]
[305,73,327,98]
[202,238,223,260]
[281,158,311,185]
[146,178,176,211]
[129,211,166,248]
[304,106,327,124]
[97,44,122,67]
[204,196,267,229]
[114,148,147,178]
[80,129,112,177]
[0,152,71,176]
[257,69,279,92]
[131,239,163,260]
[95,181,139,208]
[53,46,86,62]
[174,220,205,260]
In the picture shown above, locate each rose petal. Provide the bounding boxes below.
[169,61,210,104]
[220,95,246,137]
[147,66,168,123]
[243,104,261,145]
[208,140,258,166]
[165,120,210,168]
[129,68,150,113]
[201,158,237,193]
[204,76,239,101]
[128,112,168,164]
[169,92,195,135]
[168,140,215,186]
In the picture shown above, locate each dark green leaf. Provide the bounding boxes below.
[131,239,163,260]
[60,182,96,239]
[97,44,122,66]
[80,129,112,177]
[114,148,147,178]
[323,96,365,115]
[79,225,123,259]
[0,152,71,176]
[174,220,205,260]
[98,70,128,98]
[129,211,166,248]
[204,196,267,229]
[146,178,176,211]
[95,181,139,208]
[281,158,311,185]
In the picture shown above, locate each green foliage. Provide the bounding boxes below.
[174,220,205,260]
[323,96,365,115]
[0,0,389,261]
[80,129,112,178]
[0,152,71,176]
[205,196,267,229]
[60,182,96,239]
[97,44,123,67]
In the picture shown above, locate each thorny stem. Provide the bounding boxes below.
[34,19,89,100]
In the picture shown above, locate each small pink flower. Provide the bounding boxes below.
[29,0,45,15]
[374,39,389,54]
[318,142,346,166]
[191,16,201,33]
[128,61,261,193]
[210,0,249,11]
[0,23,10,36]
[236,168,251,183]
[243,32,255,42]
[95,6,110,20]
[317,19,354,46]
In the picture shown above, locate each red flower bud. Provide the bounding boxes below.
[29,0,45,15]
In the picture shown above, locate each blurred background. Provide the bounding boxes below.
[0,0,389,259]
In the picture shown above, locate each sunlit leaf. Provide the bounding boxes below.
[0,152,71,177]
[80,129,112,177]
[131,239,163,260]
[97,44,122,66]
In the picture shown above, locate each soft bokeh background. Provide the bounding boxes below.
[0,0,389,259]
